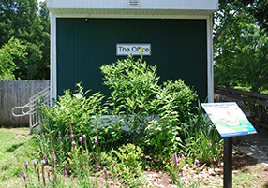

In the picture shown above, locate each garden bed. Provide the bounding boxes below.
[1,128,268,188]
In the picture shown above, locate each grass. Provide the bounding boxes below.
[233,170,262,188]
[0,128,38,187]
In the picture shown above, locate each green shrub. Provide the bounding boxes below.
[38,83,108,159]
[100,55,198,156]
[39,55,199,164]
[35,55,224,186]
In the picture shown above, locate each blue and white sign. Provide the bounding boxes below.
[116,44,151,56]
[201,102,257,137]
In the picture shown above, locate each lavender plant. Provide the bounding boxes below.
[168,153,183,182]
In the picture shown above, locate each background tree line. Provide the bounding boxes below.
[214,0,268,93]
[0,0,50,80]
[1,0,268,94]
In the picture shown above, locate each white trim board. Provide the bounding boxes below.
[50,13,57,103]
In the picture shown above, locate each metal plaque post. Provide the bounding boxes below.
[224,137,232,188]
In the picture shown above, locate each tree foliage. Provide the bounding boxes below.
[0,0,50,80]
[0,37,27,79]
[231,0,268,32]
[214,0,268,93]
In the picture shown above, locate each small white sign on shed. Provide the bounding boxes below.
[116,44,151,56]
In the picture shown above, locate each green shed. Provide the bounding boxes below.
[46,0,218,102]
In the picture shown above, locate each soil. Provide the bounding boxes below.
[94,134,268,188]
[92,148,268,188]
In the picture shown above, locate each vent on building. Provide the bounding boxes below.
[129,0,139,7]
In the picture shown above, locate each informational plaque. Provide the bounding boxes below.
[116,44,151,56]
[201,102,257,137]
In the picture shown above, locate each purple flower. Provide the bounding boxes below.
[178,174,182,177]
[70,134,73,139]
[24,183,27,187]
[43,153,47,160]
[103,168,107,173]
[24,161,28,167]
[71,141,76,146]
[82,135,86,139]
[112,164,114,167]
[58,131,61,140]
[195,160,199,165]
[79,137,82,142]
[94,138,97,144]
[33,160,37,166]
[22,172,26,178]
[182,154,185,158]
[173,153,178,164]
[55,175,58,182]
[41,160,46,165]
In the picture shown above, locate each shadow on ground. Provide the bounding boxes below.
[6,143,24,152]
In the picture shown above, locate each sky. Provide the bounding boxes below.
[37,0,45,6]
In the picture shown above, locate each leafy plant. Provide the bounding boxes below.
[100,55,198,157]
[181,101,223,166]
[109,143,144,187]
[38,83,110,159]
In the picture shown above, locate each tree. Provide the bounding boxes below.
[215,0,268,38]
[231,0,268,32]
[0,37,27,79]
[214,0,268,93]
[0,0,50,80]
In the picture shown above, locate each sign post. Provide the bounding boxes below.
[201,102,258,188]
[224,137,232,188]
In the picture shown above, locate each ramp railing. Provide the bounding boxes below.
[12,86,51,133]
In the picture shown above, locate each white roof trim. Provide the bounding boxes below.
[49,9,215,19]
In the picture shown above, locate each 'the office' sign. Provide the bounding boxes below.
[116,44,151,56]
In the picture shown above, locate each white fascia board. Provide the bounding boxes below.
[55,14,210,20]
[49,8,216,19]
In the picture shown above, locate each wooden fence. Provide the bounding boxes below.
[0,80,50,127]
[215,86,268,135]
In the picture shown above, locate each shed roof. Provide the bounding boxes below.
[46,0,218,17]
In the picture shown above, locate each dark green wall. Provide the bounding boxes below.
[56,18,207,101]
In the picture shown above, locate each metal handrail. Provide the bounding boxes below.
[12,86,51,134]
[12,103,30,117]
